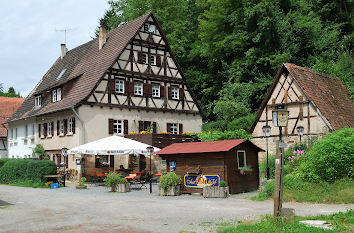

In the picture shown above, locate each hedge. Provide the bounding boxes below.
[0,159,57,183]
[0,158,10,168]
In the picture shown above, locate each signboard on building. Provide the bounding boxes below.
[183,174,220,188]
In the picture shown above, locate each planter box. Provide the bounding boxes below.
[158,185,181,196]
[117,183,131,193]
[240,170,252,175]
[203,186,229,198]
[76,185,87,190]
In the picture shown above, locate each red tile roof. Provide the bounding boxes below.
[7,13,151,122]
[155,139,264,155]
[0,96,25,137]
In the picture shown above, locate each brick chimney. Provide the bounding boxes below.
[60,44,66,60]
[98,20,107,50]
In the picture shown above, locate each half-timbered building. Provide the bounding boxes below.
[6,13,203,167]
[250,63,354,156]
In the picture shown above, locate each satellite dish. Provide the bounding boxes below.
[148,24,156,33]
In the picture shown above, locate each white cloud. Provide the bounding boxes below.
[0,0,108,96]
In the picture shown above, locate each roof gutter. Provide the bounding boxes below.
[71,107,85,145]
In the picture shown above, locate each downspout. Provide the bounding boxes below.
[71,107,85,144]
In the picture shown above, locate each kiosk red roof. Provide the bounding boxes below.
[155,139,264,155]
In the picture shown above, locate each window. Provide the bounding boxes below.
[170,123,178,134]
[9,129,12,139]
[31,124,35,136]
[134,83,143,96]
[48,122,52,137]
[171,87,179,100]
[25,124,28,137]
[52,89,57,102]
[52,88,61,102]
[15,128,17,139]
[143,23,149,32]
[68,118,73,134]
[40,124,44,138]
[113,120,123,134]
[150,55,156,65]
[115,79,124,94]
[35,96,41,108]
[152,84,160,98]
[237,151,246,168]
[60,120,64,135]
[142,53,148,64]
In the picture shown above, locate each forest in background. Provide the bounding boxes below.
[98,0,353,133]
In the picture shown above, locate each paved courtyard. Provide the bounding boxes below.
[0,184,353,233]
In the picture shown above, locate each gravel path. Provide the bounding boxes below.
[0,184,353,233]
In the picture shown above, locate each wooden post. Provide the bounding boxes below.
[273,129,284,222]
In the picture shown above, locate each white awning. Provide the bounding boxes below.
[68,135,160,155]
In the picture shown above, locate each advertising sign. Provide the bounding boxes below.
[183,174,220,188]
[169,161,176,172]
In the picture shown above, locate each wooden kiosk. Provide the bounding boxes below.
[156,139,264,194]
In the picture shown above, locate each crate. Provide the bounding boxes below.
[51,183,59,189]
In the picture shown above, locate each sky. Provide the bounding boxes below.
[0,1,109,97]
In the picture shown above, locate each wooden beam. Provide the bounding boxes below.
[267,101,309,108]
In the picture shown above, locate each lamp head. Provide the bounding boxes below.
[262,125,271,137]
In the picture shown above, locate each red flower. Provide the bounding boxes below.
[198,165,201,168]
[186,165,188,167]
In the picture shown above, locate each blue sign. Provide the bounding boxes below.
[184,174,220,188]
[169,161,176,172]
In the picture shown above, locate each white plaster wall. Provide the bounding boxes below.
[78,104,202,144]
[7,118,37,158]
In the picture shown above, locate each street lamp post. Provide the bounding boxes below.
[272,106,289,222]
[296,126,304,144]
[262,125,271,180]
[146,146,154,194]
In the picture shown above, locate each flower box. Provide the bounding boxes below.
[117,183,131,193]
[186,168,202,174]
[158,185,181,196]
[203,186,229,198]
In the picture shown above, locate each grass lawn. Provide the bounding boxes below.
[222,209,354,233]
[252,177,354,204]
[7,180,48,188]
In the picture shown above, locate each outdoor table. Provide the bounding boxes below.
[44,174,66,187]
[134,171,145,176]
[154,173,162,176]
[125,175,135,181]
[97,173,106,179]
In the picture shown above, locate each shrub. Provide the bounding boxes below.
[33,144,49,160]
[159,172,181,191]
[219,180,227,187]
[78,177,86,186]
[0,159,57,183]
[297,128,354,182]
[104,172,126,191]
[197,130,252,142]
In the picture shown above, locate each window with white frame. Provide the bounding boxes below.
[113,120,123,134]
[142,53,148,64]
[31,124,35,136]
[48,122,52,137]
[237,151,246,168]
[15,128,17,139]
[171,87,179,100]
[41,124,44,138]
[150,55,156,65]
[35,96,41,108]
[52,88,61,102]
[152,84,160,98]
[134,83,143,96]
[9,128,12,139]
[68,118,73,134]
[170,123,178,134]
[60,120,64,135]
[115,79,124,94]
[52,89,57,102]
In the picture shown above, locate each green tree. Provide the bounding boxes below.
[33,144,49,160]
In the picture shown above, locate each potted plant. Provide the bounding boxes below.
[239,166,252,175]
[104,172,130,192]
[76,177,87,189]
[203,180,229,198]
[159,172,181,196]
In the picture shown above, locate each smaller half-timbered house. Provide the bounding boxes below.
[251,63,354,156]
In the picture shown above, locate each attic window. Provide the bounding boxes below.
[56,69,67,81]
[143,23,149,32]
[52,88,62,102]
[143,23,156,33]
[35,96,41,108]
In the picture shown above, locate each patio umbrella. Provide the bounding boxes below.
[68,135,160,156]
